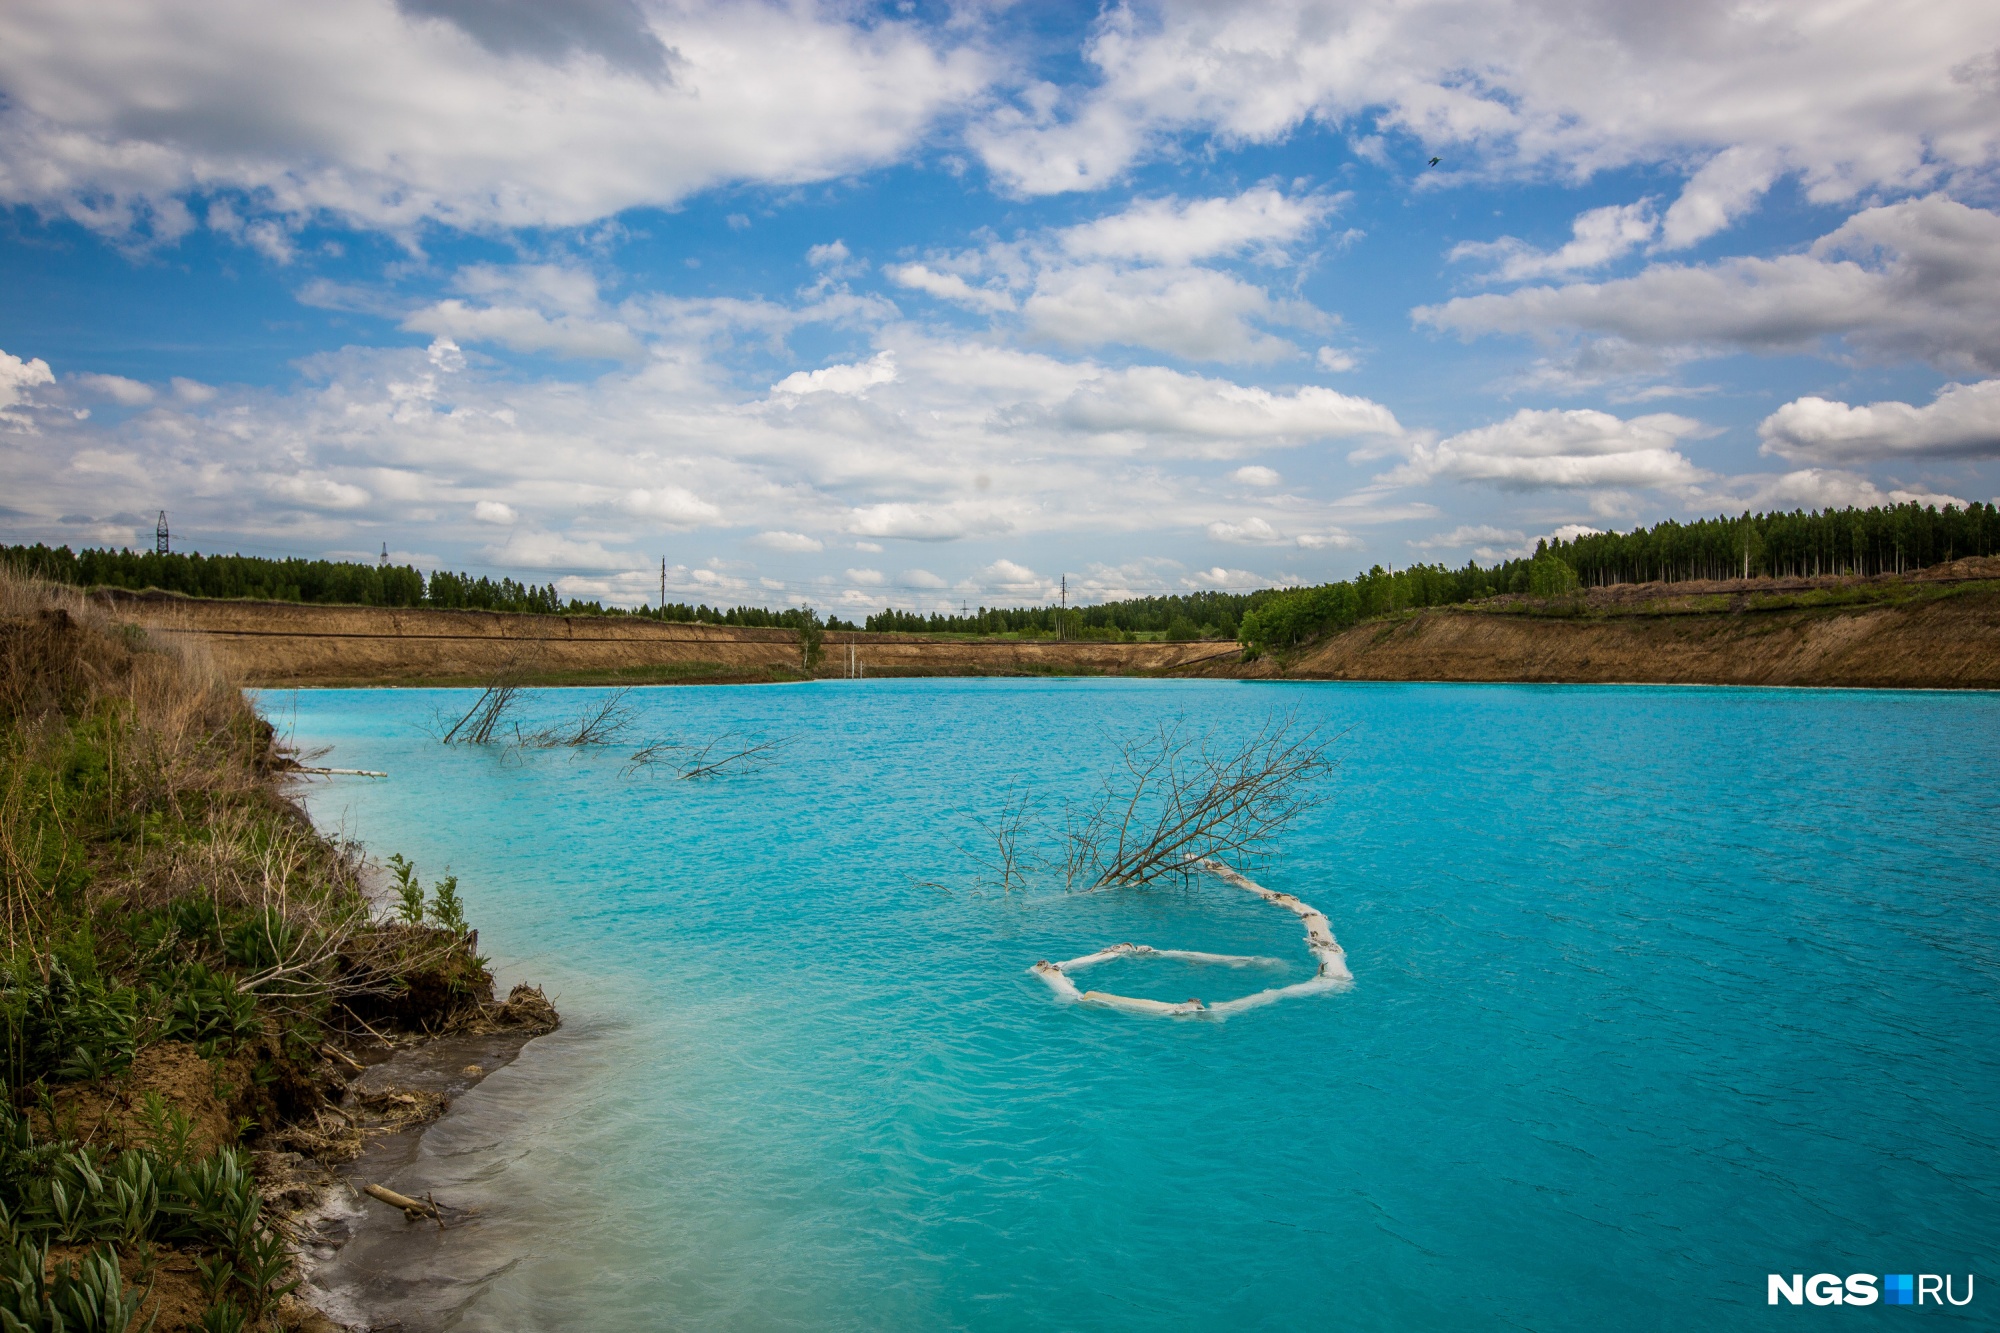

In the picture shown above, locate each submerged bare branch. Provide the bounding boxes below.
[437,676,522,745]
[623,731,789,779]
[971,785,1035,893]
[512,687,637,749]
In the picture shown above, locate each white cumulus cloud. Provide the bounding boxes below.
[1452,201,1658,282]
[1418,196,2000,375]
[886,264,1016,313]
[774,351,898,396]
[1758,379,2000,463]
[971,0,2000,223]
[1021,262,1308,363]
[1390,409,1709,490]
[1054,367,1400,454]
[70,372,154,405]
[622,487,723,527]
[482,530,645,571]
[1056,187,1334,264]
[1207,516,1359,549]
[0,348,55,426]
[0,0,989,240]
[268,474,370,510]
[752,530,824,552]
[402,301,643,362]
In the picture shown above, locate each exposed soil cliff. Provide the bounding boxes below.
[107,593,1234,686]
[1224,560,2000,689]
[105,560,2000,691]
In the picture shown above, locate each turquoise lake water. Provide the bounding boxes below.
[278,678,1999,1330]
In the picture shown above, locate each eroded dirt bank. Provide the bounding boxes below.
[107,592,1234,686]
[106,565,2000,691]
[1222,575,2000,690]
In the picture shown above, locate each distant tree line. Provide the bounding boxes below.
[0,543,825,628]
[1235,500,1999,655]
[1546,500,2000,584]
[864,591,1252,640]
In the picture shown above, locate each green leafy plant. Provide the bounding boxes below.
[388,853,426,925]
[146,962,262,1056]
[0,960,137,1088]
[427,876,467,935]
[231,1222,299,1320]
[0,1238,150,1333]
[195,1296,248,1333]
[47,1244,148,1333]
[134,1093,196,1168]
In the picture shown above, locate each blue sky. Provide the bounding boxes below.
[2,0,1997,611]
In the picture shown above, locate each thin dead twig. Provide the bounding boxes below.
[971,785,1035,893]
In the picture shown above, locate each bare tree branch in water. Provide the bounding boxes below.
[433,642,551,745]
[437,676,522,745]
[512,688,637,748]
[972,785,1035,893]
[623,731,789,779]
[1062,711,1337,889]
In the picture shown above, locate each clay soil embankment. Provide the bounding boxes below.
[107,592,1236,687]
[1218,559,2000,689]
[106,558,2000,690]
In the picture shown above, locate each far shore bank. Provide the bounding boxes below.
[105,558,2000,691]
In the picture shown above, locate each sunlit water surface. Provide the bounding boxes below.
[278,679,1999,1330]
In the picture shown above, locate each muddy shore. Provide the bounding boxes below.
[289,1025,557,1332]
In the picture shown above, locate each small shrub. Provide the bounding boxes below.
[427,876,467,935]
[387,853,426,926]
[1528,551,1581,598]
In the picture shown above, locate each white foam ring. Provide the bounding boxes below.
[1028,858,1352,1020]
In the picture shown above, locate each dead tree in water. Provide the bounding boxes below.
[514,687,637,748]
[1062,712,1336,888]
[438,675,522,744]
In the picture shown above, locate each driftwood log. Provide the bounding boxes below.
[364,1183,440,1220]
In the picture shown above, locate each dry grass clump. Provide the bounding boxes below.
[0,566,482,1038]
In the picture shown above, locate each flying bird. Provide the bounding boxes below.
[1427,156,1441,167]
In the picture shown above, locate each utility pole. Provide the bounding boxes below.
[660,558,666,609]
[155,511,169,556]
[1059,574,1067,641]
